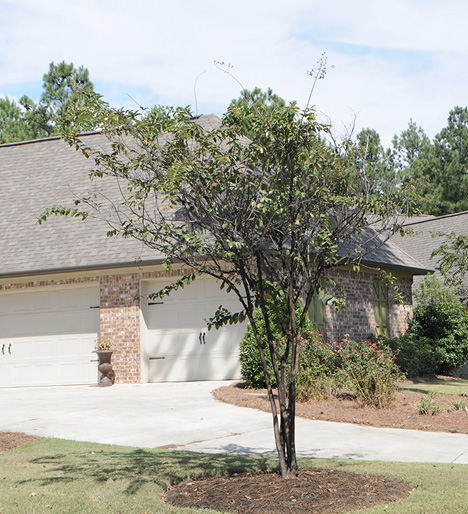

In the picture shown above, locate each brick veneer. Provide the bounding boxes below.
[324,269,412,343]
[99,273,141,383]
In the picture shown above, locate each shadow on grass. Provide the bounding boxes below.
[401,377,468,396]
[22,445,276,495]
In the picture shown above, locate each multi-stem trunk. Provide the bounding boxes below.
[251,327,298,478]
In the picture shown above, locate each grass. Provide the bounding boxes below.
[1,438,468,513]
[401,377,468,396]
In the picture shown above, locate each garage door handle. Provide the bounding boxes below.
[202,333,206,345]
[90,359,99,362]
[149,356,165,360]
[1,344,4,355]
[8,344,11,355]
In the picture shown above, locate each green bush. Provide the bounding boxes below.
[239,298,314,389]
[296,332,338,401]
[388,278,468,377]
[334,337,405,408]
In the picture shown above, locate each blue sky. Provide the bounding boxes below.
[1,0,467,146]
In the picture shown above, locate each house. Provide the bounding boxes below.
[0,121,430,388]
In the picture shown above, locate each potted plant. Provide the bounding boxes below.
[93,337,115,387]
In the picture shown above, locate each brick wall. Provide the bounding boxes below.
[324,269,413,343]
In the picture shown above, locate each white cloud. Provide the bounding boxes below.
[1,0,468,146]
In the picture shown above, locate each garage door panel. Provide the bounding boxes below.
[147,304,206,330]
[144,277,246,382]
[148,330,203,357]
[149,353,241,382]
[0,287,99,388]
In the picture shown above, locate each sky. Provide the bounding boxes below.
[1,0,468,146]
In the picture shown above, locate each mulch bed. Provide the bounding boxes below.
[164,468,412,514]
[213,380,468,434]
[0,431,42,452]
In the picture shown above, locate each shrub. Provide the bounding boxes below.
[239,297,314,389]
[296,332,339,401]
[388,278,468,377]
[334,336,405,408]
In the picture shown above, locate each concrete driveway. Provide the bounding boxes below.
[1,381,468,463]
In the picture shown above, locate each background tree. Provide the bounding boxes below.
[40,61,94,125]
[0,61,94,144]
[432,232,468,297]
[392,120,432,183]
[352,128,398,194]
[394,108,468,216]
[227,87,286,138]
[43,90,416,478]
[0,97,47,143]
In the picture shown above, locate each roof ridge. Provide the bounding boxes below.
[0,130,102,148]
[403,211,468,227]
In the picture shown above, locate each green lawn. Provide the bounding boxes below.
[401,377,468,396]
[1,438,468,513]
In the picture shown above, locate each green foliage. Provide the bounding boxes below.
[388,277,468,377]
[431,232,468,289]
[414,275,461,306]
[397,107,468,215]
[334,337,404,408]
[243,326,403,408]
[239,298,314,389]
[0,97,49,143]
[0,61,94,144]
[296,333,339,401]
[416,394,444,415]
[452,398,467,411]
[352,128,398,194]
[41,61,94,121]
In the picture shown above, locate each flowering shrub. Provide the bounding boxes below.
[296,331,338,401]
[334,336,405,408]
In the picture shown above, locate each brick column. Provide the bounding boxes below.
[100,273,141,383]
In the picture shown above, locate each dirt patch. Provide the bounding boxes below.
[213,381,468,434]
[165,467,412,514]
[0,431,42,452]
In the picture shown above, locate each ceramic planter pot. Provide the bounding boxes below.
[94,350,115,386]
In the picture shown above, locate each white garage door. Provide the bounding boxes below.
[0,287,100,388]
[143,278,247,382]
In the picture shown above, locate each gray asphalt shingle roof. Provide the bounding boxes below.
[391,211,468,293]
[0,117,430,279]
[0,132,162,278]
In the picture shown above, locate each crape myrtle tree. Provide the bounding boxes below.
[42,90,416,477]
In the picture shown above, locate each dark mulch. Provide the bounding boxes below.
[164,468,412,514]
[0,431,42,452]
